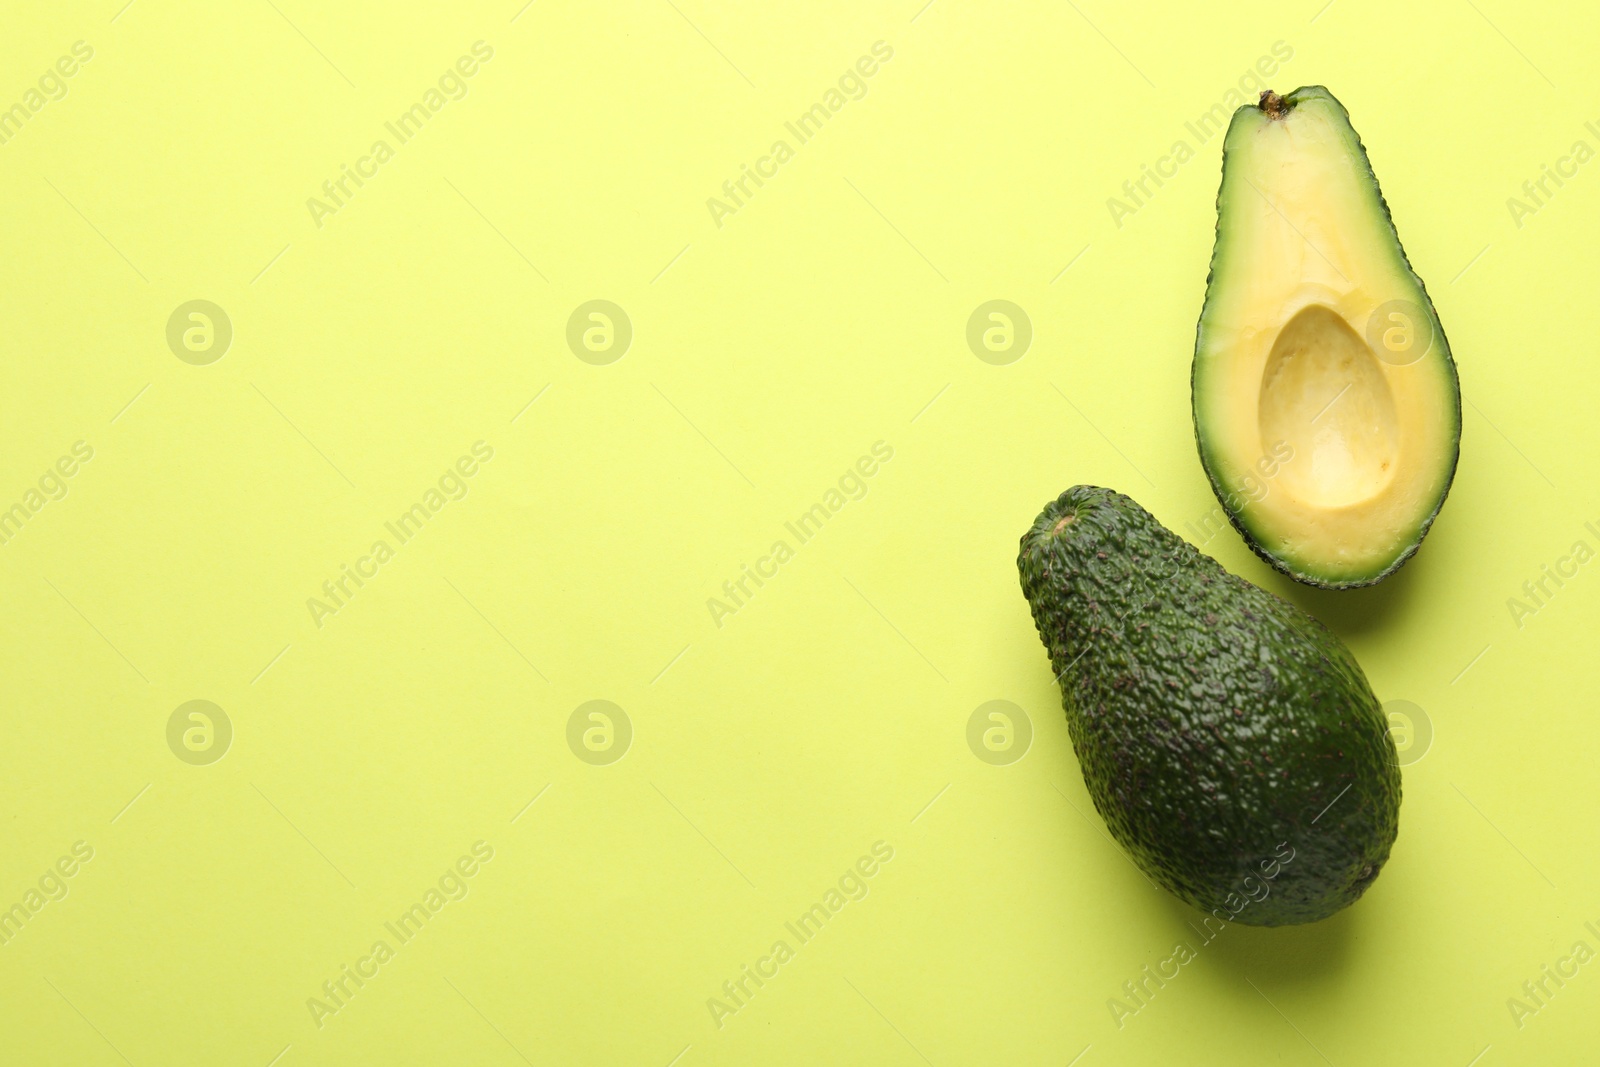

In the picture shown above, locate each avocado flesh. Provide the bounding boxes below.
[1018,486,1400,926]
[1193,86,1461,588]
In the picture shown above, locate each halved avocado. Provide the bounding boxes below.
[1192,86,1461,589]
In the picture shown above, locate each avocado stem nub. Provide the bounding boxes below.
[1259,90,1288,119]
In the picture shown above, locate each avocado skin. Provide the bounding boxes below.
[1193,85,1462,589]
[1018,486,1400,925]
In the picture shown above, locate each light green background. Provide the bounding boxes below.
[1,1,1595,1064]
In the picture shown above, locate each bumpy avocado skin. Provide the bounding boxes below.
[1018,486,1400,925]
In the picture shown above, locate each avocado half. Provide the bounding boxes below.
[1192,86,1461,589]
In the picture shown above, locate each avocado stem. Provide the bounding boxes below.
[1259,90,1289,119]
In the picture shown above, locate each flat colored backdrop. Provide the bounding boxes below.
[0,0,1594,1064]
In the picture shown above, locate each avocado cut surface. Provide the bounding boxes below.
[1193,86,1461,588]
[1018,486,1400,926]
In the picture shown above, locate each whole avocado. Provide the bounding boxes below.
[1018,486,1400,925]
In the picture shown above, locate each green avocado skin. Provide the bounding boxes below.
[1018,486,1400,926]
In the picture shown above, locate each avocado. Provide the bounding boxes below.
[1193,86,1461,588]
[1018,486,1399,925]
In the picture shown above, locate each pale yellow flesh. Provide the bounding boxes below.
[1194,93,1456,583]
